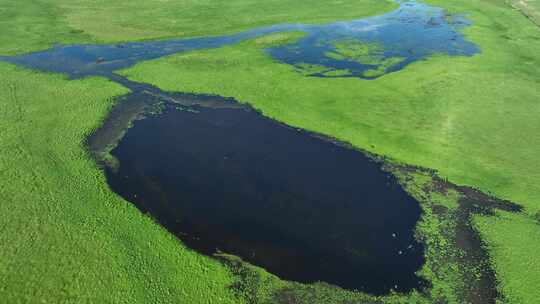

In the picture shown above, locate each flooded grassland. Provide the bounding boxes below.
[1,0,540,303]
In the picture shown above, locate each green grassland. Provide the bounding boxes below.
[0,0,396,55]
[2,0,540,302]
[325,40,385,64]
[118,0,540,301]
[324,40,405,77]
[0,62,241,303]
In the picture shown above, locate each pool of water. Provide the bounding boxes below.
[103,91,425,294]
[1,1,478,79]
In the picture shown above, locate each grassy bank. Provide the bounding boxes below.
[0,62,241,303]
[0,0,396,55]
[118,0,540,301]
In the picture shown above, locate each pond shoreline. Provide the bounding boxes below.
[85,74,522,303]
[89,75,425,294]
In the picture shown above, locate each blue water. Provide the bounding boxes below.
[267,1,479,78]
[1,1,478,79]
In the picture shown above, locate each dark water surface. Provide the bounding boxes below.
[105,95,425,294]
[2,0,481,294]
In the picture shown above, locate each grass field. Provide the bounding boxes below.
[508,0,540,26]
[118,0,540,301]
[0,1,397,303]
[2,0,539,302]
[0,62,245,303]
[0,61,477,304]
[0,0,396,55]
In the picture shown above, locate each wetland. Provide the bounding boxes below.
[9,0,537,302]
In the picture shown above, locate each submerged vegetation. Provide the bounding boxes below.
[324,40,405,77]
[253,32,307,46]
[325,40,386,64]
[362,57,405,78]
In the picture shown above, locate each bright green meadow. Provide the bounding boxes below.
[0,0,396,56]
[0,62,240,303]
[1,0,539,303]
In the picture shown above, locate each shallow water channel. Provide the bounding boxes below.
[2,0,480,295]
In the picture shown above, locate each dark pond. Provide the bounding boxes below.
[103,89,425,294]
[1,1,478,79]
[1,0,481,295]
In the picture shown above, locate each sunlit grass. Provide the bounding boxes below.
[0,62,240,303]
[474,211,540,303]
[2,0,539,302]
[0,0,397,55]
